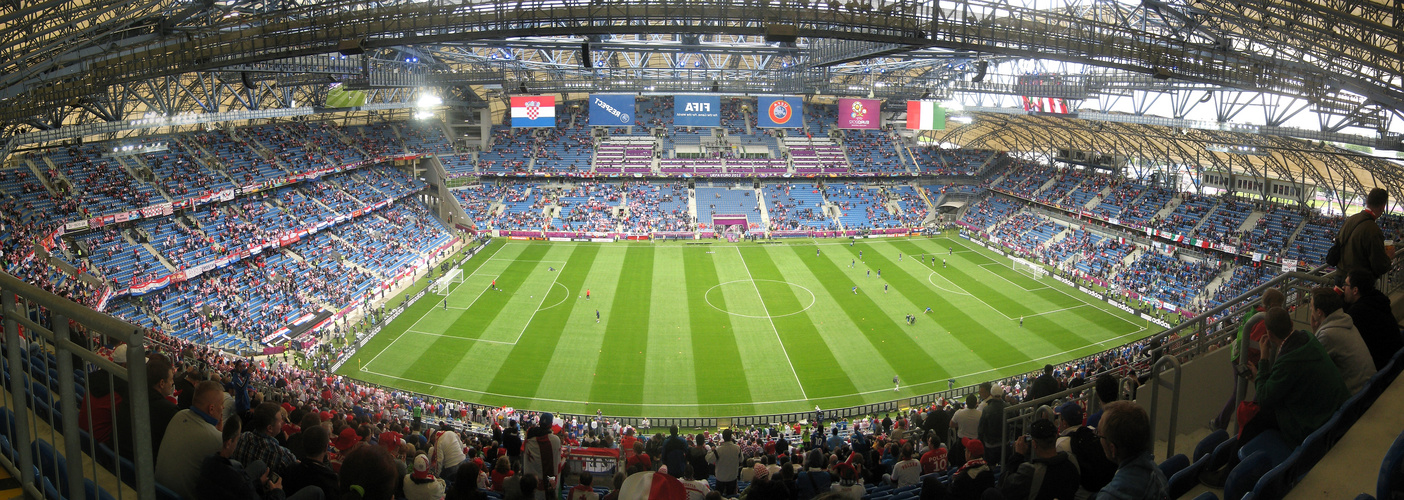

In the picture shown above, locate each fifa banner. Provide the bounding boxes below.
[837,98,881,129]
[757,96,804,128]
[589,95,635,127]
[906,100,945,130]
[674,95,721,127]
[511,95,556,127]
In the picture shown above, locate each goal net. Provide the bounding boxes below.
[431,268,464,295]
[1012,257,1049,279]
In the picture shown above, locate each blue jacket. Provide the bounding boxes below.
[1094,452,1168,500]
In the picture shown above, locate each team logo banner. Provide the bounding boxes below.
[674,95,721,127]
[511,95,556,127]
[837,98,880,129]
[589,95,635,126]
[757,96,804,128]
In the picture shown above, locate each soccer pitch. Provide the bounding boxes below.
[339,235,1152,418]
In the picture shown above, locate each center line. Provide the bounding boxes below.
[735,246,808,400]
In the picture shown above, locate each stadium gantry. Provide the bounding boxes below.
[3,0,1404,497]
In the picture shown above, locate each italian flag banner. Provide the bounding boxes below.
[906,100,946,130]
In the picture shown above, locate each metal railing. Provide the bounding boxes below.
[1,272,155,500]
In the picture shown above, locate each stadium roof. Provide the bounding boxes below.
[2,0,1402,197]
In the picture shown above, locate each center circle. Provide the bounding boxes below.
[704,279,817,319]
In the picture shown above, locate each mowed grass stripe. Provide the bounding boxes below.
[795,244,939,390]
[588,246,655,412]
[444,243,554,338]
[739,246,860,399]
[481,245,600,404]
[343,239,506,376]
[642,248,700,414]
[683,247,756,416]
[901,237,1144,353]
[845,241,1030,369]
[926,249,1106,352]
[402,243,553,386]
[765,247,898,407]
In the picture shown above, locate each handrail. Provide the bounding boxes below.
[1147,355,1184,459]
[1,269,156,500]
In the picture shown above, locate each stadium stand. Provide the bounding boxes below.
[696,185,760,228]
[764,182,834,230]
[842,130,907,174]
[621,181,691,233]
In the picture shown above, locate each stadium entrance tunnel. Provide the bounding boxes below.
[704,279,817,318]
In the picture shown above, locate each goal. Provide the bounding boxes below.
[1012,257,1049,279]
[431,268,464,295]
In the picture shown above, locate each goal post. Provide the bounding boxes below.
[1011,257,1049,279]
[432,268,464,295]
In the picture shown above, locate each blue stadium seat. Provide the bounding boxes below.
[1378,430,1404,500]
[156,481,185,500]
[1196,430,1230,462]
[1192,492,1218,500]
[1168,455,1211,500]
[86,479,118,500]
[1238,431,1291,467]
[1160,453,1190,478]
[1225,451,1274,500]
[32,439,71,499]
[1209,436,1239,472]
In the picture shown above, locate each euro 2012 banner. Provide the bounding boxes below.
[837,98,880,129]
[757,96,804,128]
[511,95,556,128]
[589,95,635,127]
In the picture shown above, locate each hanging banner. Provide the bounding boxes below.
[837,98,881,129]
[906,100,945,130]
[511,95,556,127]
[588,95,635,126]
[757,96,803,128]
[673,95,721,127]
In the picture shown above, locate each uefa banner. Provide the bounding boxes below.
[674,95,721,127]
[757,96,804,128]
[589,95,635,126]
[511,95,556,127]
[837,98,880,129]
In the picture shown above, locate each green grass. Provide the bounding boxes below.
[337,235,1153,417]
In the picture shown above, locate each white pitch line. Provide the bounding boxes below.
[358,323,1155,406]
[508,261,565,345]
[942,238,1139,327]
[404,330,518,345]
[735,246,809,400]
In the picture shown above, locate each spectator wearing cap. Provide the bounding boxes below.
[948,439,994,500]
[285,425,339,499]
[158,380,227,500]
[330,426,362,472]
[1094,401,1168,500]
[234,402,299,477]
[830,463,863,500]
[1000,419,1079,500]
[405,454,448,500]
[977,385,1009,462]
